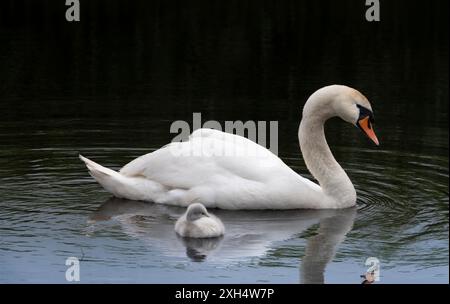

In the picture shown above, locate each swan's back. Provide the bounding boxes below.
[119,128,289,186]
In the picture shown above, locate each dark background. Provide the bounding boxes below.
[0,1,448,284]
[0,0,448,154]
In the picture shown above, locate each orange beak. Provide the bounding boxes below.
[357,116,379,146]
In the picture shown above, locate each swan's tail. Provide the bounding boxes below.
[79,154,177,203]
[79,154,151,201]
[79,155,118,179]
[79,155,125,196]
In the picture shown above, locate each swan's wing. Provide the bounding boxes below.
[188,128,279,160]
[187,129,320,190]
[119,129,297,189]
[190,128,263,143]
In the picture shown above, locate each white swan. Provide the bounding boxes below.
[175,203,225,238]
[80,85,379,209]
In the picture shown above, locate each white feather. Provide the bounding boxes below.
[80,85,374,209]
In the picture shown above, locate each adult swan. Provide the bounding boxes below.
[80,85,379,209]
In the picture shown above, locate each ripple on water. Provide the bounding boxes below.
[0,142,448,281]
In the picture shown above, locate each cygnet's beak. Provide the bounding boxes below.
[357,116,379,146]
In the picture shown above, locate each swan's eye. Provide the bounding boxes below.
[357,104,374,124]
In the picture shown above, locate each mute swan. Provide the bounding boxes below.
[80,85,379,209]
[175,203,225,238]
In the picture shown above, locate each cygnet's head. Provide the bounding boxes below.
[186,203,209,222]
[305,85,379,146]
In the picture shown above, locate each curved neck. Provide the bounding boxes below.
[298,108,356,207]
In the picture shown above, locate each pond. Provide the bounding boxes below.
[0,0,448,283]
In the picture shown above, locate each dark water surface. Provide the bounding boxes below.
[0,1,448,283]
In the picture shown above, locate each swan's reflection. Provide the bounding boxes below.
[88,197,356,282]
[300,207,356,283]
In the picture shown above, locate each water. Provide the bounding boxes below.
[0,0,448,283]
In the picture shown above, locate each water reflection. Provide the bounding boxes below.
[300,207,356,284]
[89,197,356,282]
[178,236,224,262]
[0,0,447,284]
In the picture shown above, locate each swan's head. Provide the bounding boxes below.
[186,203,209,222]
[333,85,379,146]
[306,85,379,146]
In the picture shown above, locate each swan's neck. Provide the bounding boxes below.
[299,108,356,207]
